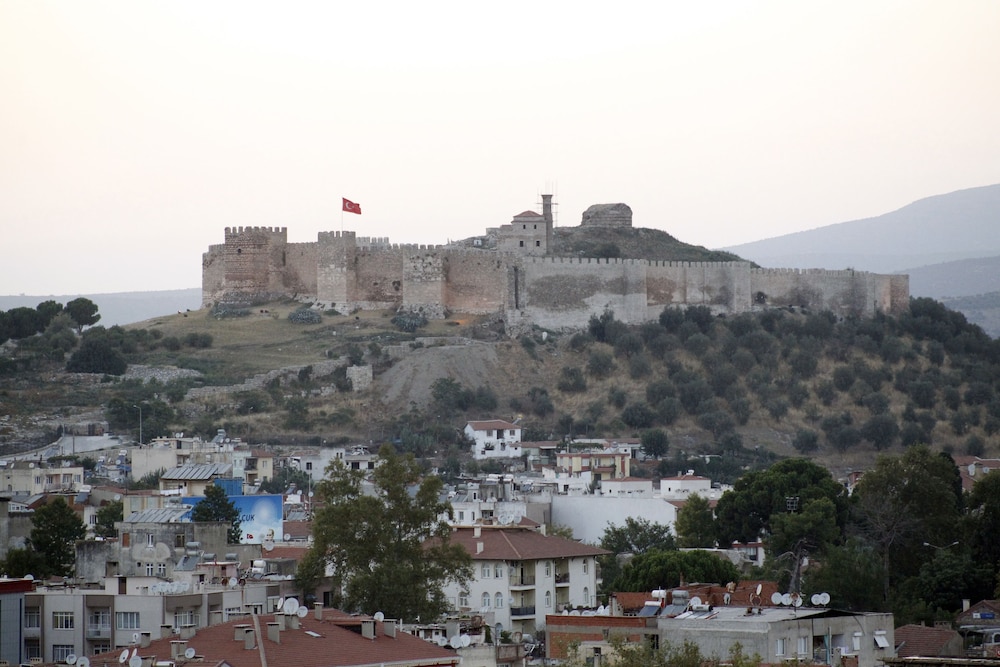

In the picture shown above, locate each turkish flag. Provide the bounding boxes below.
[342,198,362,214]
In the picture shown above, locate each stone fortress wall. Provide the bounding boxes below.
[202,197,909,331]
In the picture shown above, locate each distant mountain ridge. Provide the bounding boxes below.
[723,184,1000,274]
[0,288,201,328]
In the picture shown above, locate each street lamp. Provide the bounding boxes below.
[922,540,959,551]
[133,404,143,445]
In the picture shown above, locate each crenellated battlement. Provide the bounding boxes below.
[203,210,909,327]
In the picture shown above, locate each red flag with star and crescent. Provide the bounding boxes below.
[342,198,362,215]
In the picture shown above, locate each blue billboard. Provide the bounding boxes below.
[182,494,283,544]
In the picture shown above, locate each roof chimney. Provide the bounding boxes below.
[288,613,300,630]
[314,601,324,620]
[140,632,152,648]
[234,624,251,642]
[361,619,376,639]
[170,641,187,659]
[243,628,255,650]
[275,613,286,631]
[161,625,174,640]
[266,622,281,644]
[383,621,396,638]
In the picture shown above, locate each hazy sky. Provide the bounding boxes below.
[2,1,999,295]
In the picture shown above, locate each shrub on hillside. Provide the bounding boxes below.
[288,308,322,324]
[390,312,428,332]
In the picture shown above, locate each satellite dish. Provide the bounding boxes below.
[449,635,462,649]
[119,649,130,664]
[819,592,831,605]
[781,593,792,606]
[229,578,239,589]
[793,595,803,608]
[67,655,78,665]
[114,494,122,501]
[283,598,300,615]
[184,649,196,660]
[771,592,783,605]
[132,633,140,643]
[263,541,274,551]
[435,636,447,646]
[811,593,821,606]
[690,596,702,607]
[25,573,34,581]
[283,533,291,541]
[755,583,762,596]
[78,657,91,667]
[461,635,471,647]
[129,656,142,667]
[297,606,308,618]
[373,611,385,622]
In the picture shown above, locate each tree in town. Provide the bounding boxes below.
[674,493,716,548]
[611,549,740,593]
[0,547,45,578]
[640,429,669,459]
[30,497,87,578]
[64,297,101,333]
[598,517,676,594]
[297,445,472,620]
[258,466,313,495]
[191,484,242,544]
[94,500,124,539]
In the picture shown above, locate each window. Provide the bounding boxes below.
[91,643,111,655]
[852,633,862,652]
[481,593,491,608]
[53,611,75,629]
[459,591,469,608]
[874,632,890,649]
[545,591,552,608]
[776,639,786,656]
[116,612,141,630]
[24,608,40,627]
[583,587,589,606]
[583,559,589,574]
[306,462,313,471]
[519,240,524,247]
[174,610,195,627]
[535,240,541,247]
[545,561,552,577]
[146,563,154,576]
[482,564,490,578]
[494,564,503,578]
[495,593,504,608]
[157,563,167,577]
[146,533,155,546]
[797,637,808,655]
[53,646,75,662]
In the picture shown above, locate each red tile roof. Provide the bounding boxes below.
[448,526,609,560]
[895,624,965,657]
[90,610,459,667]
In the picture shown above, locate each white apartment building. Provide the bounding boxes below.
[465,420,523,460]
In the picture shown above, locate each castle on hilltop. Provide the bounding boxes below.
[202,196,909,331]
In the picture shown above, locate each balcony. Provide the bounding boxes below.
[510,606,536,617]
[509,574,536,588]
[555,573,570,585]
[86,625,112,639]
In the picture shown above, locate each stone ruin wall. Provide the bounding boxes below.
[204,225,910,328]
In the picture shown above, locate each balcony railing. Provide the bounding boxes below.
[86,625,112,639]
[509,574,536,587]
[555,573,570,584]
[509,606,536,617]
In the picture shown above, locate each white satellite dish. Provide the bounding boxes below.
[25,573,34,581]
[690,596,702,607]
[263,541,274,552]
[793,595,803,608]
[781,593,792,606]
[811,593,821,606]
[461,635,471,647]
[755,583,762,596]
[449,635,462,649]
[132,633,140,644]
[296,606,308,618]
[66,655,78,665]
[229,578,239,589]
[771,592,783,605]
[283,533,291,541]
[283,598,300,615]
[129,656,142,667]
[435,636,447,646]
[78,657,91,667]
[373,611,385,622]
[183,649,196,660]
[118,649,130,664]
[819,592,831,605]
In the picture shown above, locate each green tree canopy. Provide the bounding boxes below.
[190,484,242,544]
[713,458,849,546]
[297,445,472,621]
[674,493,716,548]
[611,549,740,593]
[94,500,124,539]
[600,516,676,555]
[30,497,87,577]
[64,297,101,333]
